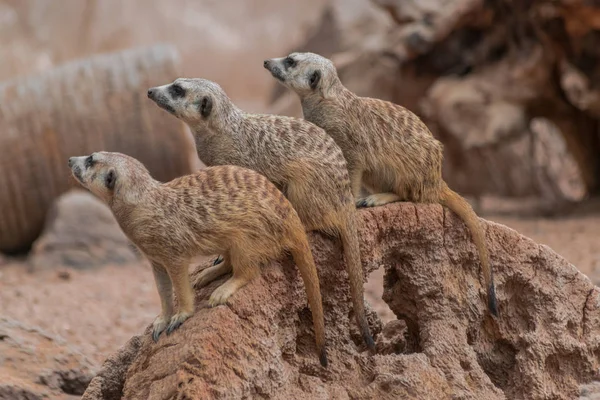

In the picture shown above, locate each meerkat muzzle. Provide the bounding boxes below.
[264,60,285,82]
[71,166,83,183]
[147,88,176,115]
[68,157,84,183]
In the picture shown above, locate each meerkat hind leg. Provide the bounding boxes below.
[194,254,232,288]
[151,262,174,342]
[208,253,260,307]
[357,192,402,208]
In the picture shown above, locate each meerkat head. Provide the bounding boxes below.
[68,151,151,204]
[147,78,233,127]
[263,52,339,98]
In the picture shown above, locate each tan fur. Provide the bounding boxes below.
[265,52,498,316]
[147,78,375,349]
[68,151,328,366]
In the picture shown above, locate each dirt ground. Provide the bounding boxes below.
[2,207,599,367]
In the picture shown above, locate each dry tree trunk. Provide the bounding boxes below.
[0,44,197,253]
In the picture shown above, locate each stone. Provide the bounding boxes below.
[82,203,600,399]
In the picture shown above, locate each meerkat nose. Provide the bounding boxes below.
[263,60,270,69]
[68,157,74,167]
[147,88,155,98]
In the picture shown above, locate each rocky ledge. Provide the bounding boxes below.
[82,203,600,400]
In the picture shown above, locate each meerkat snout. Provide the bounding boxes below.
[68,156,86,184]
[263,58,285,82]
[147,84,177,115]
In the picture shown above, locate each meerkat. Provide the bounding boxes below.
[68,151,328,366]
[147,79,375,349]
[264,52,498,316]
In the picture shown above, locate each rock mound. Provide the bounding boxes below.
[82,203,600,399]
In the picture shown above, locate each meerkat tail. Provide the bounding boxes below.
[288,226,328,367]
[339,208,375,349]
[439,184,498,316]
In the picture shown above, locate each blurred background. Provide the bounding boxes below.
[0,0,599,397]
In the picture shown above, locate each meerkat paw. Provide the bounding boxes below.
[165,311,193,335]
[152,315,170,342]
[356,193,402,208]
[208,276,250,307]
[208,285,236,307]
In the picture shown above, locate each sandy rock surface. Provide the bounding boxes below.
[81,203,600,399]
[0,316,96,399]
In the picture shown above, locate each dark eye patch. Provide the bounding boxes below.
[85,155,95,169]
[283,57,296,69]
[170,84,186,98]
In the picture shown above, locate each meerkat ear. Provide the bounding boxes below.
[309,70,321,90]
[105,168,117,190]
[199,96,213,118]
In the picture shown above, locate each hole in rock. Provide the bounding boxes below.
[295,307,320,361]
[476,339,517,391]
[365,267,395,324]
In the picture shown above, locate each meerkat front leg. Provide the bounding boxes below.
[194,253,232,288]
[208,251,260,307]
[165,260,195,335]
[151,262,174,342]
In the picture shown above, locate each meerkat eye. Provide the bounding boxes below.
[170,84,186,98]
[283,57,296,69]
[85,155,94,168]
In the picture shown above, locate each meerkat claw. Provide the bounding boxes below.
[166,320,182,335]
[165,312,192,335]
[152,329,162,342]
[152,316,169,342]
[213,255,224,265]
[356,198,370,208]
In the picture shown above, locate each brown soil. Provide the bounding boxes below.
[0,261,160,365]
